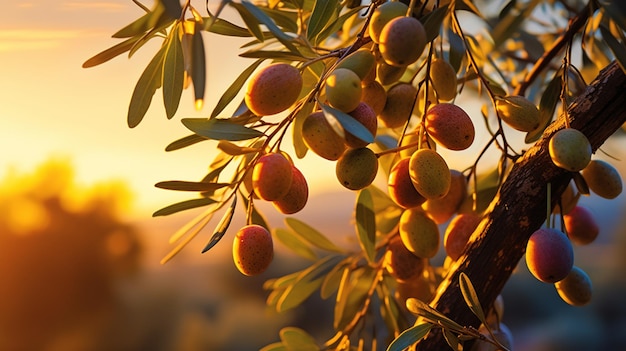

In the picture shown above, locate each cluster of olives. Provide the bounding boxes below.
[230,0,471,275]
[231,151,311,276]
[231,5,623,314]
[523,116,621,305]
[525,157,622,306]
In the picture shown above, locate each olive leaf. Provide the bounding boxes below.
[182,118,265,141]
[356,188,376,263]
[274,228,318,261]
[155,180,230,192]
[128,44,166,128]
[165,134,207,151]
[320,103,374,145]
[153,197,217,217]
[211,58,265,118]
[163,25,185,119]
[285,217,345,253]
[201,196,237,253]
[385,323,433,351]
[459,272,487,323]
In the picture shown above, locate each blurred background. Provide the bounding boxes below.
[1,1,626,350]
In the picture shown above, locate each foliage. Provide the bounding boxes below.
[85,0,626,349]
[0,159,142,349]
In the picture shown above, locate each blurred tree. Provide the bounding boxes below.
[0,159,142,350]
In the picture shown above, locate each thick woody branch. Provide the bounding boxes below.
[416,61,626,350]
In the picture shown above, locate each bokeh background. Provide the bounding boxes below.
[2,1,626,350]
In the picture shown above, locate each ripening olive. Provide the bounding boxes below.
[325,68,362,113]
[273,166,308,214]
[379,16,426,67]
[581,159,623,199]
[336,147,379,190]
[525,228,574,283]
[425,103,475,151]
[549,128,592,172]
[399,208,440,259]
[496,95,541,132]
[409,148,451,200]
[232,224,273,276]
[302,111,347,161]
[252,152,293,201]
[245,63,302,116]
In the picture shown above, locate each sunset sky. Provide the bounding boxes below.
[0,0,343,217]
[2,0,626,220]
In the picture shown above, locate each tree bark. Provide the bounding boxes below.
[416,61,626,350]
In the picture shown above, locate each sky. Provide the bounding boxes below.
[0,0,483,218]
[0,0,348,217]
[2,0,625,221]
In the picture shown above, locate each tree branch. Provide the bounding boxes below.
[416,61,626,350]
[513,4,594,96]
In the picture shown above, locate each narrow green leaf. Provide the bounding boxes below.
[274,228,318,261]
[155,180,230,192]
[307,0,339,42]
[239,50,308,61]
[292,100,315,159]
[356,188,376,263]
[240,0,300,54]
[285,217,345,253]
[203,16,254,37]
[276,255,343,312]
[211,58,265,118]
[279,327,319,351]
[160,207,215,264]
[231,2,265,42]
[315,6,364,44]
[262,7,299,33]
[459,272,486,323]
[277,278,323,312]
[191,27,206,106]
[333,267,352,328]
[320,259,347,299]
[443,329,462,351]
[203,152,234,183]
[163,26,185,119]
[600,25,626,73]
[202,196,237,253]
[165,134,208,151]
[128,45,166,128]
[386,323,433,351]
[526,70,561,143]
[182,118,265,141]
[320,103,374,144]
[405,298,464,331]
[447,29,465,72]
[217,140,261,155]
[82,36,140,68]
[421,5,449,43]
[379,283,404,333]
[113,5,164,38]
[264,271,301,291]
[367,184,398,213]
[122,7,174,58]
[153,197,216,217]
[334,267,375,330]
